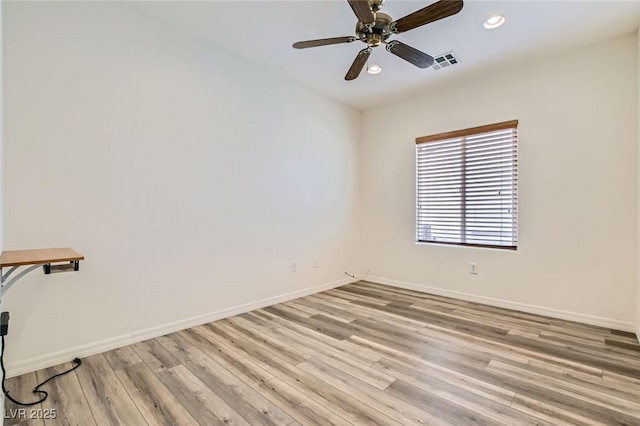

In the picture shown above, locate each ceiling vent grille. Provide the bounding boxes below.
[432,51,459,70]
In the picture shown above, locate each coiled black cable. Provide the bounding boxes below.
[1,336,81,406]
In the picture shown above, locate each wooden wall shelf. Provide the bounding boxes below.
[0,248,84,268]
[0,248,84,299]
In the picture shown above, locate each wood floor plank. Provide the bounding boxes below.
[548,323,624,342]
[298,355,456,426]
[154,331,194,354]
[74,354,146,426]
[103,345,142,372]
[353,315,529,368]
[205,321,403,425]
[373,356,554,426]
[355,299,512,340]
[173,345,294,426]
[487,360,640,418]
[549,318,618,337]
[249,309,278,322]
[325,288,389,306]
[510,393,605,426]
[446,306,548,335]
[386,378,502,426]
[603,370,640,395]
[183,325,275,388]
[36,363,96,426]
[228,312,390,390]
[536,333,640,366]
[263,306,356,340]
[221,317,309,364]
[465,302,552,325]
[238,311,275,329]
[248,309,382,365]
[522,359,640,404]
[451,357,640,425]
[343,282,419,302]
[421,320,606,375]
[348,282,445,307]
[292,298,364,322]
[498,334,640,377]
[350,318,434,356]
[255,377,353,426]
[610,329,639,339]
[233,314,341,359]
[350,335,517,405]
[157,365,250,426]
[132,339,181,373]
[526,358,603,386]
[605,338,640,352]
[415,320,531,364]
[3,372,44,426]
[327,295,434,330]
[272,303,314,318]
[275,327,394,390]
[354,282,476,311]
[115,363,197,426]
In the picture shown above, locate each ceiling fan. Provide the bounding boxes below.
[292,0,463,81]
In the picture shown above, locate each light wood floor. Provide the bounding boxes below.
[5,281,640,425]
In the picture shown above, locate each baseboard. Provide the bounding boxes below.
[364,276,638,333]
[6,276,359,378]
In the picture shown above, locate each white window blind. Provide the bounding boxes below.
[416,120,518,250]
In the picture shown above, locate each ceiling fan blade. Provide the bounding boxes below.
[293,36,357,49]
[345,48,371,81]
[347,0,375,25]
[386,41,434,68]
[392,0,463,34]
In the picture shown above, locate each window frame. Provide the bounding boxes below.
[415,120,518,251]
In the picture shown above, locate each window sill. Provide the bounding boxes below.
[415,241,517,251]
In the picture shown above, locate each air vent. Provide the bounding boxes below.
[432,51,459,70]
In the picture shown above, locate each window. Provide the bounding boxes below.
[416,120,518,250]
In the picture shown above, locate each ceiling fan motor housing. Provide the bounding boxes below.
[356,12,392,47]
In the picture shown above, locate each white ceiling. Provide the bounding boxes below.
[131,1,640,110]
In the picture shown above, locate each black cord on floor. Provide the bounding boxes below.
[1,336,82,406]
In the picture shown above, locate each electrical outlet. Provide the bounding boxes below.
[470,263,478,275]
[313,259,319,269]
[291,262,297,272]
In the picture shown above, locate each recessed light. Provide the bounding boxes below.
[483,14,505,29]
[367,64,382,75]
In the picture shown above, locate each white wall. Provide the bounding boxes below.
[0,0,3,254]
[637,28,640,340]
[361,34,639,327]
[2,2,361,372]
[0,0,5,418]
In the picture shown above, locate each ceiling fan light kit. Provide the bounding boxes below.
[292,0,464,81]
[483,14,506,30]
[367,64,382,74]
